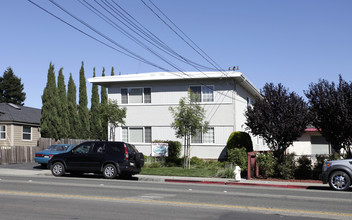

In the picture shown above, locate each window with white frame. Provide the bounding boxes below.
[22,126,31,141]
[0,125,6,140]
[189,85,214,102]
[121,88,151,104]
[122,127,152,143]
[191,128,215,144]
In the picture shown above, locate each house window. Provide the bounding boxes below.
[0,125,6,140]
[189,85,214,102]
[122,127,128,142]
[191,128,215,144]
[203,128,215,143]
[121,88,152,104]
[22,126,31,141]
[121,89,128,104]
[122,127,152,143]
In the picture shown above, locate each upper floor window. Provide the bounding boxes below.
[22,126,31,141]
[0,125,6,140]
[189,85,214,102]
[121,88,151,104]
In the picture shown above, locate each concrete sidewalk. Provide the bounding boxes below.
[0,167,325,189]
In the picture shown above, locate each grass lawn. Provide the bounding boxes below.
[141,166,218,177]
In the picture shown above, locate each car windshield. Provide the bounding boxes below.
[45,145,69,152]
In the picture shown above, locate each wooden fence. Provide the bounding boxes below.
[0,146,37,164]
[0,138,89,165]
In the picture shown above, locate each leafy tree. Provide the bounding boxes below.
[305,75,352,157]
[67,73,79,139]
[100,67,108,140]
[105,99,126,141]
[78,62,90,139]
[57,68,70,138]
[41,63,60,139]
[90,68,102,140]
[245,83,310,162]
[0,67,26,105]
[169,90,209,169]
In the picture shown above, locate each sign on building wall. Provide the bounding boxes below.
[151,142,168,157]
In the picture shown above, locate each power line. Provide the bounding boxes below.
[27,0,240,103]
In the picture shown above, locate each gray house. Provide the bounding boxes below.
[0,103,41,147]
[89,71,268,159]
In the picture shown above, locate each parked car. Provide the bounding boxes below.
[34,144,76,168]
[48,141,144,179]
[321,159,352,191]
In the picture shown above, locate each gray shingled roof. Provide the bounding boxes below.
[0,103,41,125]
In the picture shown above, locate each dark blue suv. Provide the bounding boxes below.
[48,141,144,179]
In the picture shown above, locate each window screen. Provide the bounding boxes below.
[130,128,143,143]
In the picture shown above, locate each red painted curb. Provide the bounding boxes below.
[165,179,308,189]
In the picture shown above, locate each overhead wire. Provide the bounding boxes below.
[141,0,235,121]
[27,0,239,109]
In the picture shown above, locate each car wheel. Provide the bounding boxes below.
[51,162,65,177]
[329,171,351,191]
[103,164,118,179]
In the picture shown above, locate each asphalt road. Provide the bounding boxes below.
[0,164,352,220]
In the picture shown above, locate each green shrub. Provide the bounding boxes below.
[277,153,296,179]
[147,162,162,168]
[190,157,205,167]
[215,166,234,178]
[312,154,328,179]
[227,147,247,171]
[226,132,253,152]
[165,157,183,167]
[256,152,277,178]
[167,141,182,159]
[295,155,312,179]
[203,160,223,169]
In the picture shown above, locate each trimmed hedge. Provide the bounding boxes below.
[226,131,253,152]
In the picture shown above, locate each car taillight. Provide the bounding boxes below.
[49,154,54,159]
[124,144,129,160]
[35,154,44,157]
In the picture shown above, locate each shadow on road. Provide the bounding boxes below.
[307,185,352,192]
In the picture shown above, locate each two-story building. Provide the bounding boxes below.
[89,71,268,159]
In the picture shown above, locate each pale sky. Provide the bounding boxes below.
[1,0,351,108]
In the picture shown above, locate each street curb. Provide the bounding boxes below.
[165,179,309,189]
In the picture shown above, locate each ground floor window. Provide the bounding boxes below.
[122,127,152,143]
[22,126,32,141]
[191,127,215,144]
[0,125,6,140]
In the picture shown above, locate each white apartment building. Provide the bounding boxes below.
[88,71,268,159]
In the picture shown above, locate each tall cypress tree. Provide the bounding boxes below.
[111,67,115,76]
[0,67,26,105]
[100,67,108,140]
[78,62,90,139]
[57,68,70,138]
[90,68,102,140]
[67,73,79,139]
[41,62,60,139]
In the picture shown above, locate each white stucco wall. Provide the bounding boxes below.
[92,72,267,159]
